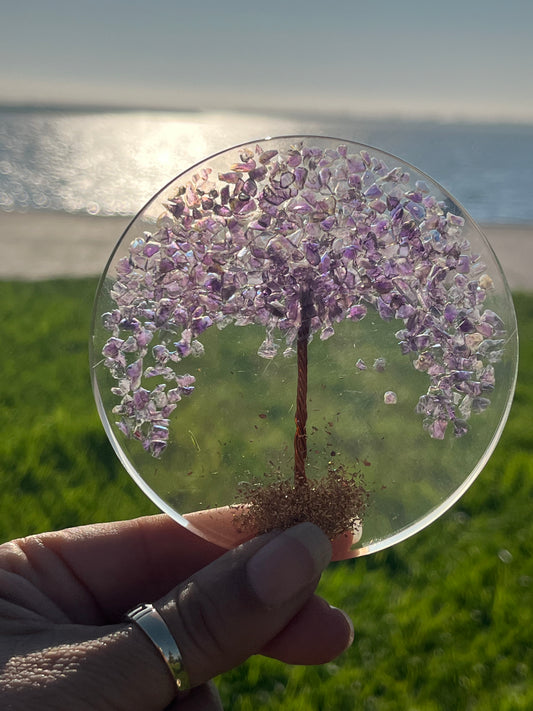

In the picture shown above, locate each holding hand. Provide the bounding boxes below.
[0,515,353,710]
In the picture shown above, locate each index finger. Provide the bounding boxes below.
[6,514,225,621]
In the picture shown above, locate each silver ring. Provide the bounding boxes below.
[126,603,190,692]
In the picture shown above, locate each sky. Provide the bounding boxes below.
[0,0,532,122]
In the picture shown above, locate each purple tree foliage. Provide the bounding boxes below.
[100,140,505,460]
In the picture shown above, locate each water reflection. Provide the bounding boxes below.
[0,110,318,215]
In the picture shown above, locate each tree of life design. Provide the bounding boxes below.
[98,138,507,540]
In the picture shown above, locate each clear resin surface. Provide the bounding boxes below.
[91,136,518,559]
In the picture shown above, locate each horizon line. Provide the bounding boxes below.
[1,99,533,128]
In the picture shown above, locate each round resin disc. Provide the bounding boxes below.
[90,136,518,559]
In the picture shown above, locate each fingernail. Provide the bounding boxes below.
[333,606,355,648]
[247,523,332,607]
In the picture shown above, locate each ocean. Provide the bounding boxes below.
[1,106,532,225]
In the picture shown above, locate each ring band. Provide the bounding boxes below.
[126,603,190,692]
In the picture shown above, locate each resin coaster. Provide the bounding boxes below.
[91,136,518,560]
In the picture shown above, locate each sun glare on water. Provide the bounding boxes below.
[0,110,315,216]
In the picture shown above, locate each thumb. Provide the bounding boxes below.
[130,523,332,692]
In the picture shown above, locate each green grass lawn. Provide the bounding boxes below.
[0,279,532,710]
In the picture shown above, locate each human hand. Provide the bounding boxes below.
[0,515,353,710]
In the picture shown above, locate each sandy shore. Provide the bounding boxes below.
[0,212,131,280]
[0,211,531,290]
